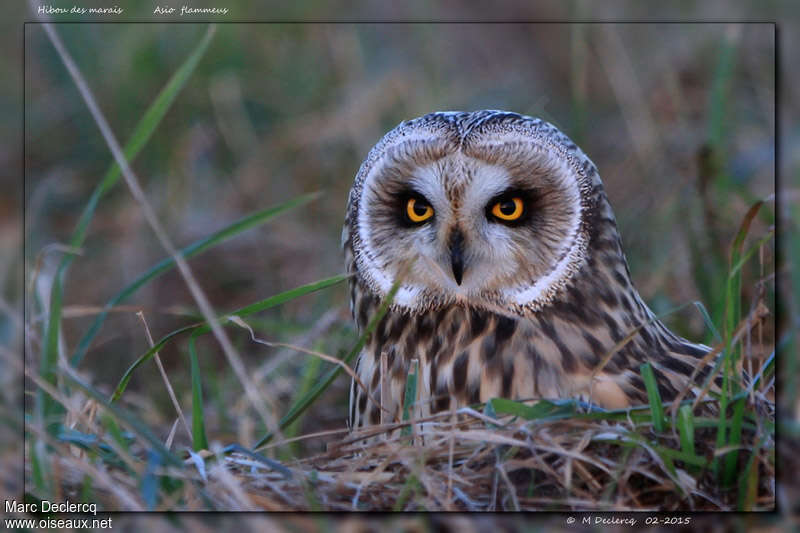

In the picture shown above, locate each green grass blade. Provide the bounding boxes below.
[677,404,698,475]
[284,349,322,457]
[715,198,765,480]
[640,363,665,433]
[252,275,402,450]
[189,332,209,451]
[40,276,66,434]
[79,474,94,504]
[229,274,347,318]
[111,25,216,191]
[488,398,577,421]
[677,404,695,455]
[692,301,722,344]
[401,359,418,436]
[728,230,774,281]
[110,323,200,403]
[713,394,728,478]
[723,397,745,486]
[738,451,759,510]
[737,434,768,510]
[29,438,47,494]
[41,26,216,431]
[596,432,709,469]
[110,275,347,402]
[71,192,320,367]
[724,199,764,350]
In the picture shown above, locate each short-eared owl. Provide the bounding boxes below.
[343,110,713,430]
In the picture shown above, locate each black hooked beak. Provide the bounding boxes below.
[449,229,465,286]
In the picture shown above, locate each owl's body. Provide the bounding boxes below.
[343,111,713,429]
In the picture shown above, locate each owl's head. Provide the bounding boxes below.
[345,111,609,315]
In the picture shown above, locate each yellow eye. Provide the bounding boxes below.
[406,197,434,223]
[491,197,524,221]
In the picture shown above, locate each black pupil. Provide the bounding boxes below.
[499,200,516,215]
[413,200,429,216]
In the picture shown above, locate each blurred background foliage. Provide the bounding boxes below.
[22,21,776,453]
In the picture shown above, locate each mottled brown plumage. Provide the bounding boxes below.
[343,111,716,430]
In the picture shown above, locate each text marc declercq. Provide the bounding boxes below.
[6,499,98,515]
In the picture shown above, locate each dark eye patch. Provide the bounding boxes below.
[393,189,434,227]
[485,188,537,227]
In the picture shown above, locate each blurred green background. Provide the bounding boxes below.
[21,21,775,454]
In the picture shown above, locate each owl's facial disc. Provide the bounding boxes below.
[353,124,592,313]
